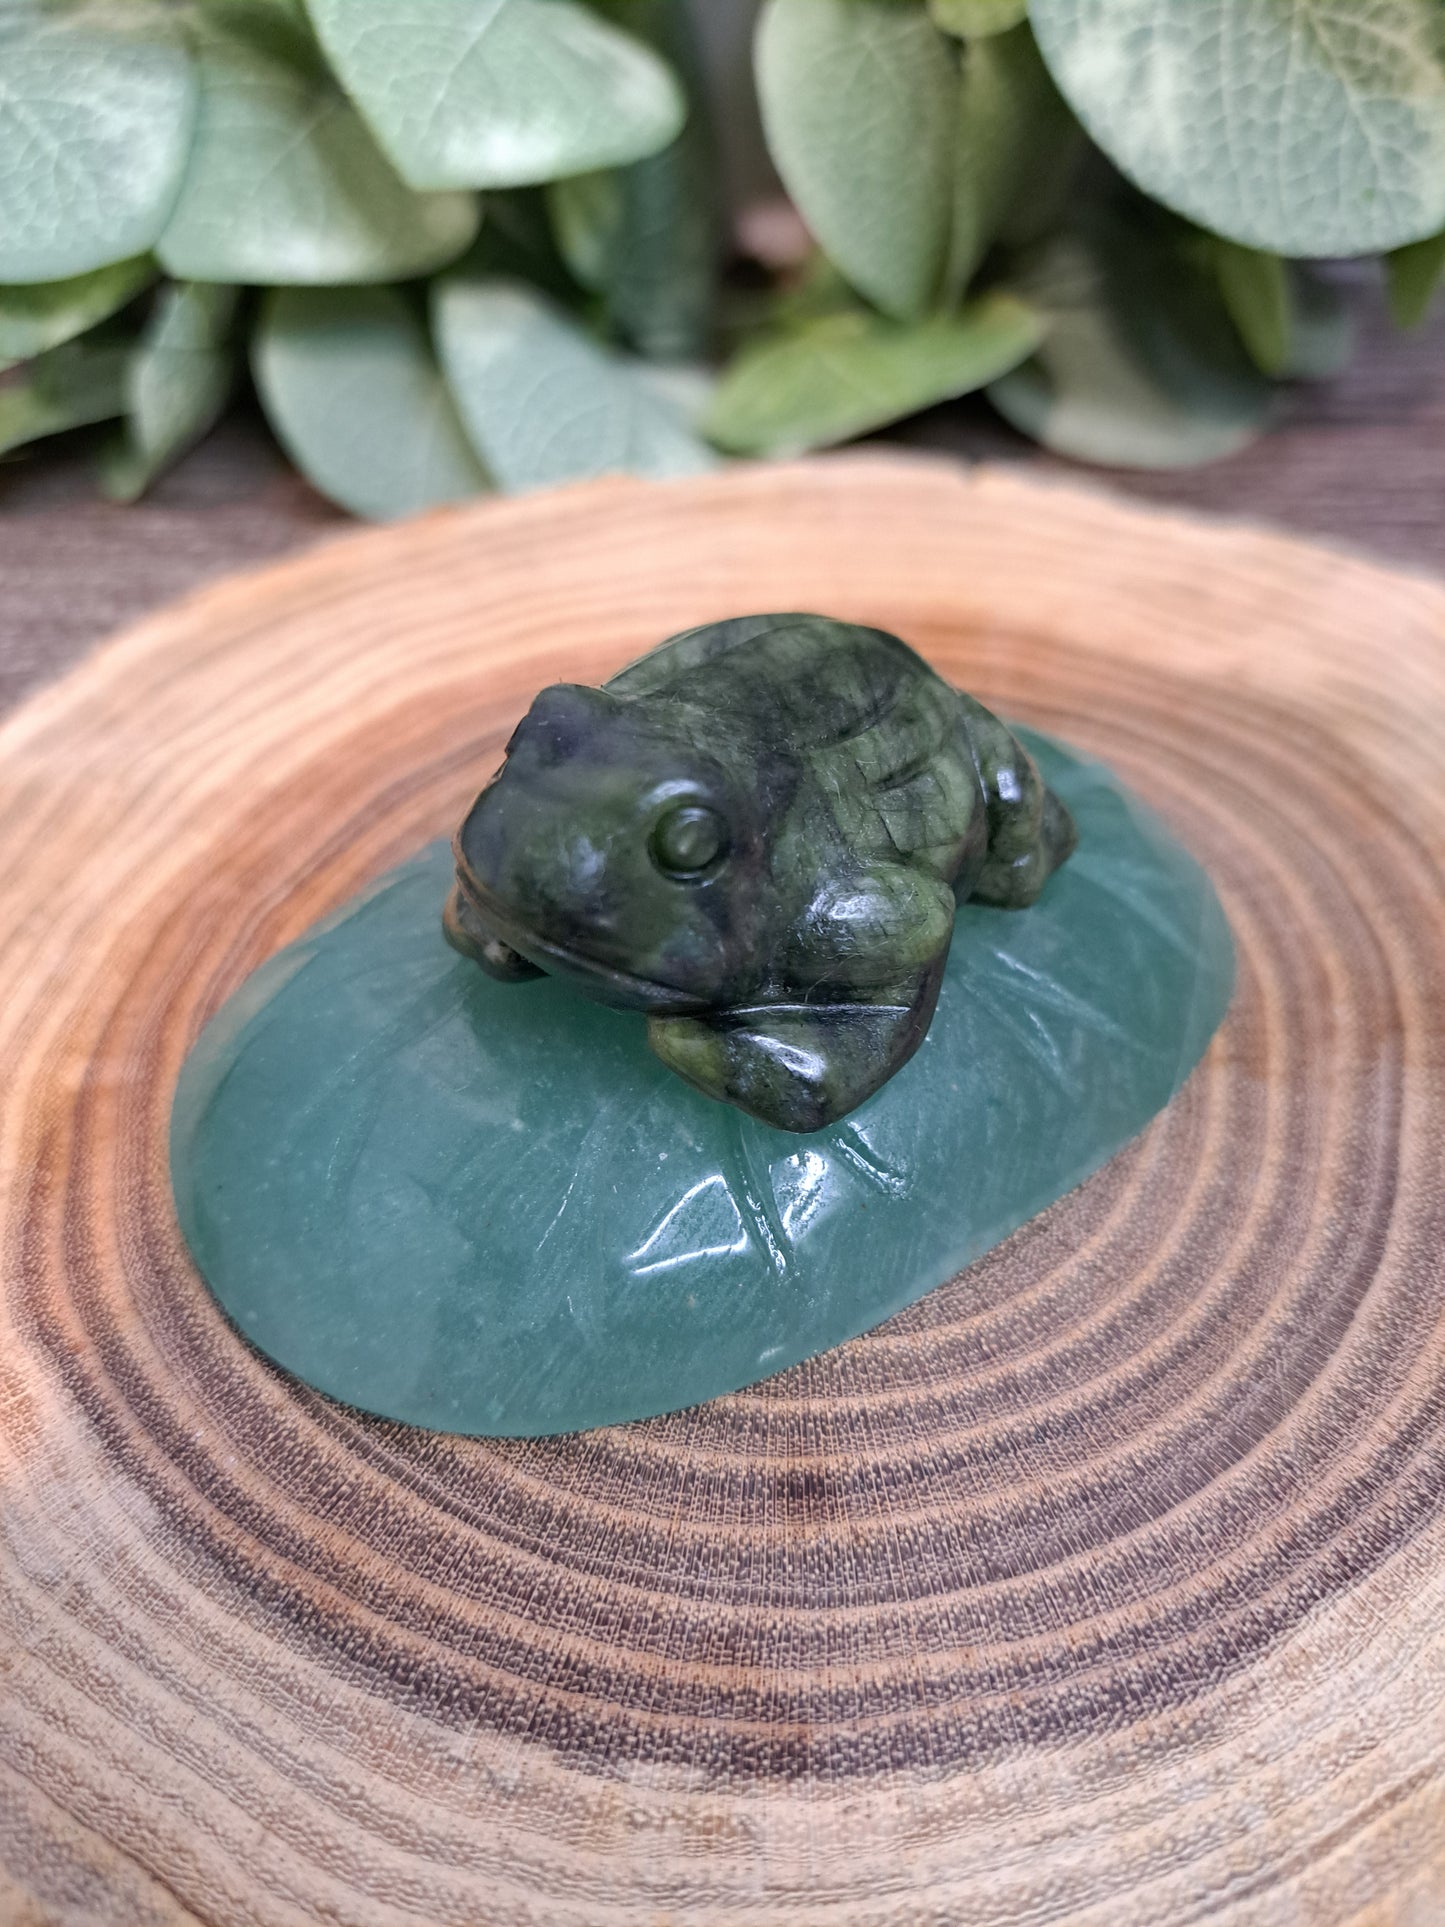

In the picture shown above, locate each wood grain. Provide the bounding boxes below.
[0,456,1442,1926]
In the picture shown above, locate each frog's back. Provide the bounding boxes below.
[607,614,982,880]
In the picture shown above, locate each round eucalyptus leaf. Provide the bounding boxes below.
[755,0,959,320]
[929,0,1029,37]
[1387,228,1445,328]
[707,294,1044,456]
[304,0,685,190]
[944,24,1078,301]
[158,9,478,285]
[989,226,1274,467]
[0,258,154,374]
[253,286,490,520]
[548,142,720,359]
[0,6,196,282]
[570,0,723,360]
[1029,0,1445,257]
[433,275,716,493]
[0,335,129,457]
[630,361,716,431]
[544,0,722,365]
[548,174,624,293]
[99,282,238,502]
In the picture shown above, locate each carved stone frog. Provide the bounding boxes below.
[444,614,1077,1132]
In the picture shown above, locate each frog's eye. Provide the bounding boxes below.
[650,803,727,878]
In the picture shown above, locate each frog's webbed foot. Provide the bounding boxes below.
[443,881,543,981]
[649,973,942,1133]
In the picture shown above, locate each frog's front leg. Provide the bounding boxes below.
[653,863,954,1129]
[649,971,943,1134]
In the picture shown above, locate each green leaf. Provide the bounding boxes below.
[457,189,580,305]
[546,0,722,361]
[98,282,238,502]
[989,221,1274,467]
[1285,266,1355,380]
[252,285,489,520]
[707,294,1044,455]
[1029,0,1445,257]
[304,0,685,190]
[768,253,864,330]
[550,173,623,294]
[943,24,1079,301]
[158,7,479,285]
[1207,246,1355,380]
[929,0,1029,37]
[0,334,129,457]
[433,275,716,492]
[755,0,959,320]
[0,257,155,373]
[1212,239,1290,376]
[1387,228,1445,327]
[629,360,716,432]
[0,5,196,282]
[547,149,718,361]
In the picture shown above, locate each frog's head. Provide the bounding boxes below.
[446,683,768,1012]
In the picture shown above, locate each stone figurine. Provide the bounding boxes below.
[443,614,1077,1132]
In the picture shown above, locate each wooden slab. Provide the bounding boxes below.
[1,455,1442,1926]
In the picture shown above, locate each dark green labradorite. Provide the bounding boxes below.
[443,614,1079,1132]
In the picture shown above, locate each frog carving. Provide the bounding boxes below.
[445,614,1077,1132]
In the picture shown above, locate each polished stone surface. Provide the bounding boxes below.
[445,615,1079,1132]
[171,730,1233,1435]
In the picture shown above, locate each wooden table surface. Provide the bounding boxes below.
[2,273,1444,1924]
[1,271,1441,720]
[3,452,1443,1926]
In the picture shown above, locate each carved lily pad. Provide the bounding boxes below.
[171,730,1233,1436]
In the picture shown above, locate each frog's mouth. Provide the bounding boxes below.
[445,861,707,1015]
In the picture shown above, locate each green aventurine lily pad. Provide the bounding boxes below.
[172,730,1233,1436]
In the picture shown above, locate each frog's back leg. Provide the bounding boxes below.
[956,695,1077,909]
[781,864,958,991]
[648,968,943,1134]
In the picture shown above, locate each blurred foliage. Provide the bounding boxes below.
[0,0,1440,515]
